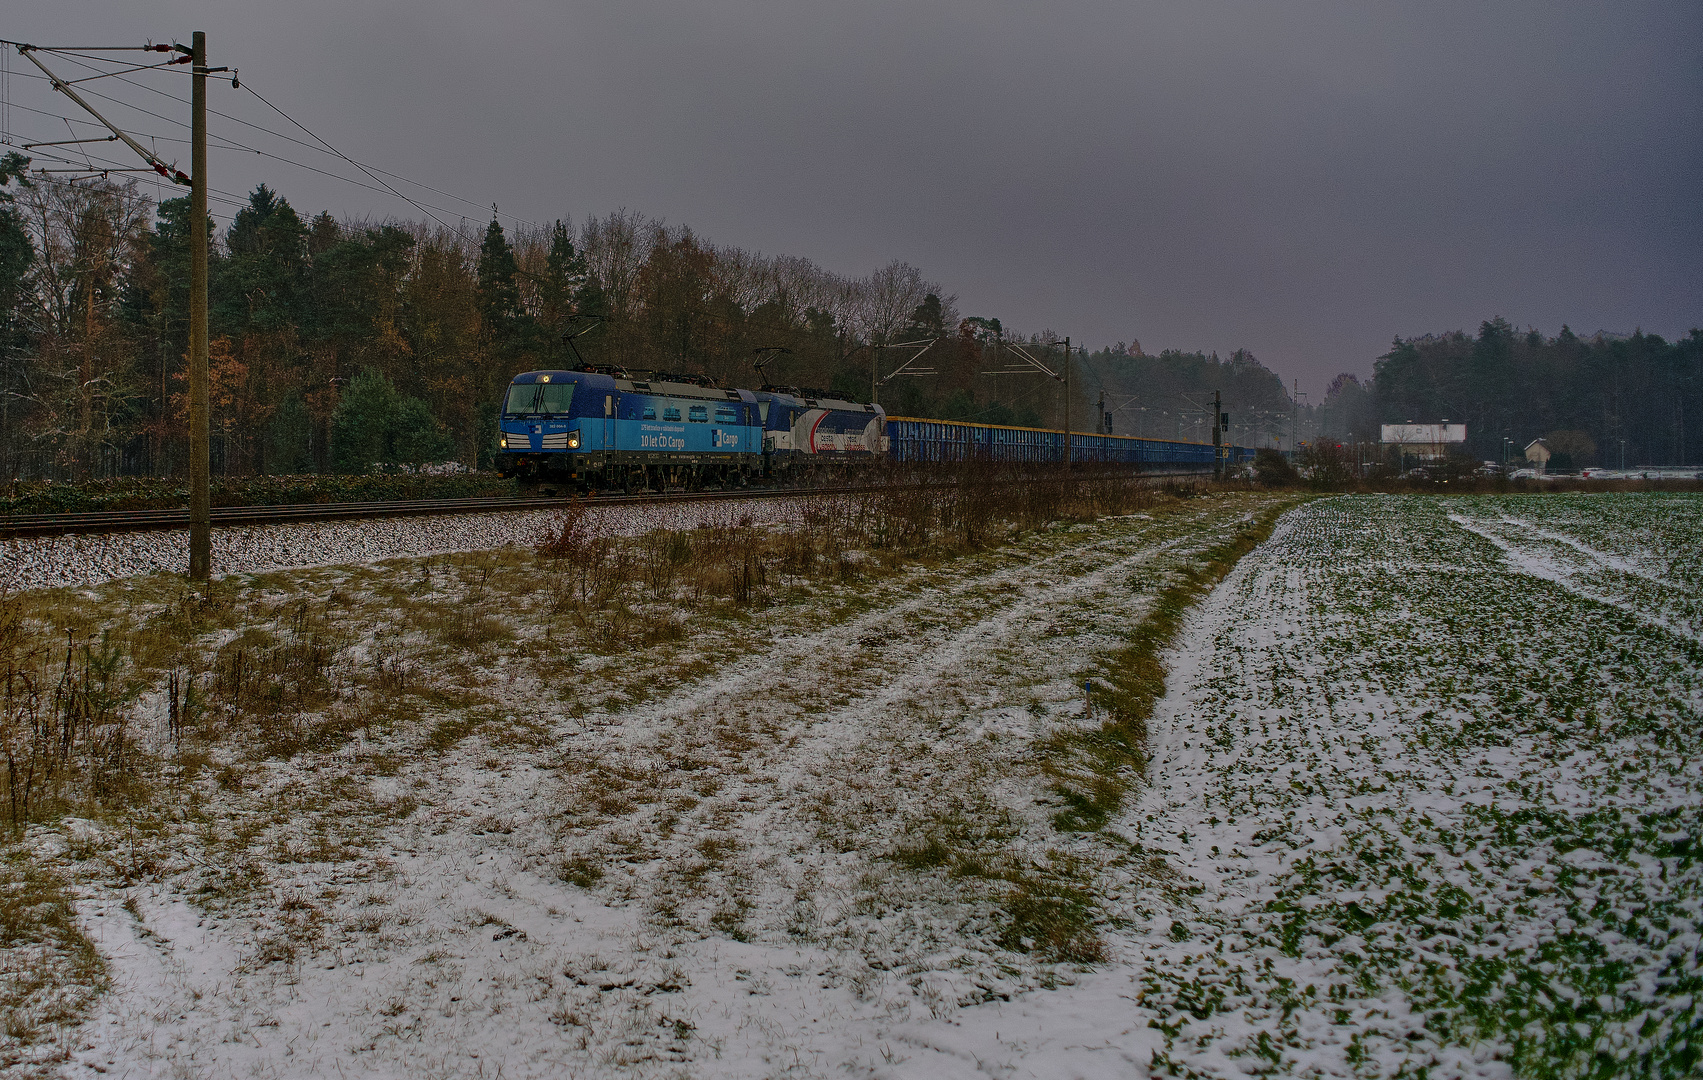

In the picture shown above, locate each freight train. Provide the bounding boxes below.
[493,367,1252,493]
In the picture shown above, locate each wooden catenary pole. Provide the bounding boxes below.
[188,30,210,580]
[1062,336,1071,469]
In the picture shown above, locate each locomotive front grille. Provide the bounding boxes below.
[541,432,570,449]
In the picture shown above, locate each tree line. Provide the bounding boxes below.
[1,162,1146,481]
[11,158,1684,480]
[1313,319,1702,467]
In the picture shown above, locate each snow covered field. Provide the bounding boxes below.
[2,491,1696,1079]
[1103,493,1700,1078]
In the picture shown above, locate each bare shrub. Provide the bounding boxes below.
[3,624,139,831]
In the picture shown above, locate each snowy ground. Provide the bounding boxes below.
[1034,493,1699,1079]
[6,491,1697,1079]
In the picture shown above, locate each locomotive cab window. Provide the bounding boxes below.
[503,383,538,414]
[537,381,575,414]
[758,401,770,423]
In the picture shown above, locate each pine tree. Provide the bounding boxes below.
[476,217,522,344]
[330,367,400,472]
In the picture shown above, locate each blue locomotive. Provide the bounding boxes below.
[494,367,1253,492]
[493,369,885,492]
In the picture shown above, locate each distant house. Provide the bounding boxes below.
[1381,422,1467,464]
[1524,439,1551,470]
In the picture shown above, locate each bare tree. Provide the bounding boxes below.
[580,208,655,320]
[14,177,150,477]
[858,261,936,345]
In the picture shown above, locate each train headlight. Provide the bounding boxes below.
[567,431,581,449]
[499,436,508,449]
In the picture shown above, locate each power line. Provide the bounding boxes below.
[59,58,190,85]
[6,36,538,235]
[20,147,249,214]
[7,46,188,184]
[239,83,447,230]
[0,42,185,53]
[9,123,248,213]
[5,104,416,225]
[12,46,540,230]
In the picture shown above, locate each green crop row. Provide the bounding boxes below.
[1136,494,1700,1079]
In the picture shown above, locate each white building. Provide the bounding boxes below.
[1381,422,1467,462]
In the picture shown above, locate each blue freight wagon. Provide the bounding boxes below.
[884,416,1252,472]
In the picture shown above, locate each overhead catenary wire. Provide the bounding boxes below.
[3,39,538,234]
[18,154,249,216]
[6,121,248,218]
[238,83,448,230]
[6,45,539,230]
[3,109,352,223]
[59,58,191,85]
[8,46,187,184]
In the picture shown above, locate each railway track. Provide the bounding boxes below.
[2,466,1220,539]
[0,486,821,538]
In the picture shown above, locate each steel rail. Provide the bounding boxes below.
[1,466,1221,539]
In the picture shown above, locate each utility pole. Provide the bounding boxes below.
[188,30,211,580]
[1062,337,1071,469]
[871,341,879,407]
[1212,389,1223,479]
[1291,378,1299,460]
[14,36,210,562]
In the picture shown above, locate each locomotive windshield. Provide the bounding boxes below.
[504,383,536,414]
[504,380,575,415]
[538,381,574,414]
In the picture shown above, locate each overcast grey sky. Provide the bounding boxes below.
[6,2,1699,394]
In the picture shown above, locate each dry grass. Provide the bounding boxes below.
[536,463,1194,620]
[0,849,103,1071]
[0,475,1289,1063]
[1043,498,1304,833]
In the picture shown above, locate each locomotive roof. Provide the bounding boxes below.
[508,370,753,402]
[510,369,614,388]
[615,378,755,403]
[509,369,892,408]
[751,388,880,413]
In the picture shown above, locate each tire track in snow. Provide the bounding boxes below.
[538,504,1271,1070]
[1448,511,1701,643]
[61,498,1295,1079]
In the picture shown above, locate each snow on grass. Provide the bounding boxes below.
[8,491,1694,1079]
[1447,493,1702,642]
[1052,494,1698,1079]
[4,490,1293,1076]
